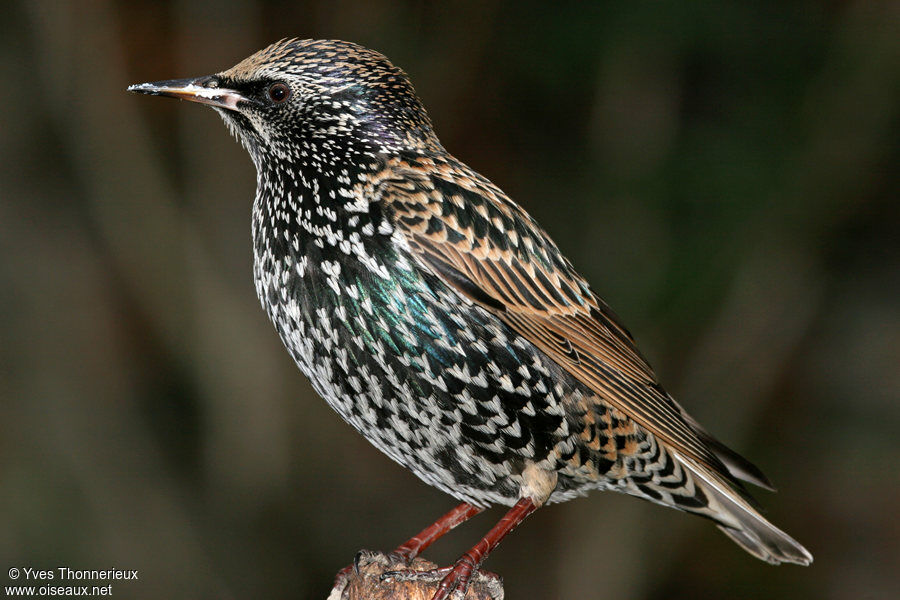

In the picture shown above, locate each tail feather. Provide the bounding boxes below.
[680,413,776,491]
[674,451,813,566]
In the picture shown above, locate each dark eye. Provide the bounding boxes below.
[267,82,291,104]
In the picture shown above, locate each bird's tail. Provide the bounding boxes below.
[673,450,813,566]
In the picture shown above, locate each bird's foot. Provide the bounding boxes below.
[381,565,451,583]
[382,557,501,600]
[333,550,502,599]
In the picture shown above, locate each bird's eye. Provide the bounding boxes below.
[267,82,291,104]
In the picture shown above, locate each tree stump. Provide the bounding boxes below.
[328,550,504,600]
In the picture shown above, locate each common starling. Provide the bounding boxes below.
[129,39,812,598]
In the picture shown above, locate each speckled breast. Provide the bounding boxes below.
[250,197,587,506]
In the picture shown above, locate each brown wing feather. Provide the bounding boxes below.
[376,156,728,476]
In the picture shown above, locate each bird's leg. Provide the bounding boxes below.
[333,502,483,586]
[431,497,537,600]
[383,497,539,600]
[392,501,484,563]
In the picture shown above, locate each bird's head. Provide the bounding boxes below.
[129,39,441,168]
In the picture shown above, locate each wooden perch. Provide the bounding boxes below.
[328,550,504,600]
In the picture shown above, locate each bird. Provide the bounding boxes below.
[129,38,812,599]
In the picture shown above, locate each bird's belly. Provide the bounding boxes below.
[254,258,586,507]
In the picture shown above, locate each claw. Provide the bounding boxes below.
[380,565,451,583]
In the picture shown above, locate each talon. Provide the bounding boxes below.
[379,568,419,582]
[380,569,400,582]
[382,566,453,584]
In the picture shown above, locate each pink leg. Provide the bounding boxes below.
[335,502,483,586]
[430,497,538,600]
[394,502,485,562]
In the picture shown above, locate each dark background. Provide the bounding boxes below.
[2,1,898,598]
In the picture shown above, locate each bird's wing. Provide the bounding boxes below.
[376,157,729,476]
